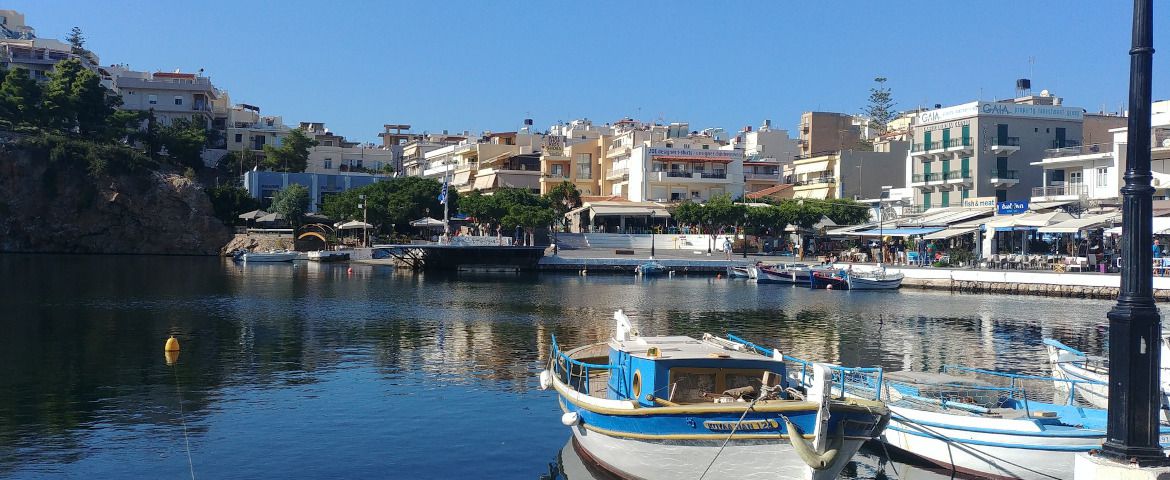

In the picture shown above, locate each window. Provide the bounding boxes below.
[941,191,950,207]
[126,90,135,95]
[234,133,243,143]
[324,158,333,169]
[323,140,333,147]
[995,189,1008,202]
[551,164,564,177]
[922,192,931,209]
[1098,167,1109,187]
[1069,171,1083,184]
[174,96,183,106]
[148,94,158,105]
[961,188,970,200]
[665,142,673,148]
[702,145,709,150]
[576,153,591,179]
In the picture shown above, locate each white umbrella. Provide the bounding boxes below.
[337,220,374,230]
[410,217,446,228]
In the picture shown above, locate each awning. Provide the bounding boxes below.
[1037,212,1120,233]
[851,227,943,237]
[472,174,495,190]
[793,189,829,200]
[336,220,373,230]
[591,206,654,216]
[793,162,829,176]
[1105,217,1170,235]
[452,171,471,185]
[1029,201,1074,211]
[1014,211,1073,227]
[923,226,979,240]
[497,173,540,189]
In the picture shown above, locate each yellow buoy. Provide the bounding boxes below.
[165,336,180,352]
[165,349,180,366]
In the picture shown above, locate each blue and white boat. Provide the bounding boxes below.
[844,266,904,290]
[729,334,1170,480]
[1045,337,1170,423]
[540,311,891,480]
[754,264,820,284]
[725,265,751,278]
[634,261,667,276]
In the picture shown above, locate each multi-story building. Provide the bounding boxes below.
[242,171,388,212]
[540,119,611,196]
[790,140,909,200]
[727,120,799,193]
[0,10,98,81]
[226,105,290,157]
[1031,101,1165,203]
[401,132,468,178]
[377,124,414,174]
[107,66,222,128]
[906,94,1093,210]
[600,120,740,202]
[419,130,543,194]
[300,122,395,176]
[798,111,864,158]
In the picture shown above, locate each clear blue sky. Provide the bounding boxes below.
[13,0,1168,143]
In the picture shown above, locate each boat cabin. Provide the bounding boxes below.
[606,334,787,407]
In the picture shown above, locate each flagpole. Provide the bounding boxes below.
[442,159,451,244]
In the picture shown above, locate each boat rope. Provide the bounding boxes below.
[171,364,196,480]
[697,386,771,480]
[877,439,901,478]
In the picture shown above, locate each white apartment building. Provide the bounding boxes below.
[0,10,98,81]
[1031,100,1170,203]
[727,120,799,193]
[226,105,290,155]
[300,122,395,176]
[600,121,741,202]
[107,65,222,127]
[419,130,543,193]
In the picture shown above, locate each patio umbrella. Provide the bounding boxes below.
[410,217,446,229]
[238,209,269,220]
[337,220,374,230]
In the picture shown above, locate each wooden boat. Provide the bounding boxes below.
[236,250,298,263]
[1044,337,1170,422]
[726,265,750,278]
[755,264,817,284]
[634,261,667,276]
[845,267,904,290]
[809,270,848,290]
[307,251,350,262]
[729,335,1170,480]
[540,311,891,480]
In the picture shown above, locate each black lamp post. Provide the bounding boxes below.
[742,212,749,259]
[1099,0,1167,466]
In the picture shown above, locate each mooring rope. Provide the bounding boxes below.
[697,386,771,480]
[171,365,196,480]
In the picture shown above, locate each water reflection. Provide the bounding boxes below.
[0,255,1118,478]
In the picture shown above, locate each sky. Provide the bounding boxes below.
[11,0,1169,144]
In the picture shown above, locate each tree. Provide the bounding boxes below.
[320,177,453,234]
[0,67,42,128]
[207,184,261,226]
[42,59,118,136]
[864,77,897,136]
[219,149,263,178]
[270,184,310,227]
[263,128,317,172]
[157,116,207,169]
[544,181,581,231]
[671,200,704,232]
[67,27,85,52]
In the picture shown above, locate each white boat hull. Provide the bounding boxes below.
[1046,341,1170,423]
[846,274,903,290]
[240,252,298,262]
[571,424,866,480]
[881,406,1102,480]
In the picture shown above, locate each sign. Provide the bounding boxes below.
[542,135,565,156]
[704,419,779,432]
[916,101,1084,126]
[997,200,1030,215]
[646,147,738,161]
[962,196,997,208]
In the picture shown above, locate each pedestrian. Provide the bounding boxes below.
[1155,239,1163,259]
[723,237,733,260]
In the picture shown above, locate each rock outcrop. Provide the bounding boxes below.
[0,143,231,255]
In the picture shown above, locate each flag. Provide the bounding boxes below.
[438,177,448,204]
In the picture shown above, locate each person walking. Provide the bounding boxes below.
[723,236,733,260]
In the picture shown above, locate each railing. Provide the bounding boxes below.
[911,173,926,183]
[925,141,943,151]
[700,171,727,179]
[605,168,629,179]
[945,137,973,148]
[744,171,780,180]
[943,170,971,180]
[793,150,838,161]
[911,143,927,153]
[1044,142,1111,158]
[666,170,692,178]
[990,169,1019,179]
[1051,139,1081,149]
[550,334,612,395]
[1032,183,1088,198]
[726,334,885,402]
[992,137,1021,147]
[798,175,835,185]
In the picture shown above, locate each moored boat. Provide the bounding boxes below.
[726,265,750,278]
[307,250,350,262]
[1044,337,1170,422]
[634,261,667,276]
[541,311,891,480]
[729,335,1170,480]
[237,250,298,263]
[809,270,848,290]
[844,267,904,290]
[755,264,818,285]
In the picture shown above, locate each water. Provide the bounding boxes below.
[0,255,1118,479]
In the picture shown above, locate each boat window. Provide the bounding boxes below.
[669,369,716,403]
[632,370,642,399]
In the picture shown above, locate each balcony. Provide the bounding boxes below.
[744,171,781,181]
[944,170,973,186]
[795,176,835,186]
[990,137,1021,155]
[989,169,1019,187]
[945,137,975,153]
[540,172,570,183]
[1051,139,1081,150]
[925,140,944,153]
[1044,142,1111,159]
[1032,183,1088,201]
[910,143,932,158]
[649,170,731,183]
[605,168,629,181]
[910,173,931,191]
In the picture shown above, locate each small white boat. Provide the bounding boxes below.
[1045,337,1170,422]
[755,264,818,285]
[845,266,904,290]
[541,311,891,480]
[731,335,1170,480]
[237,250,298,263]
[307,251,350,262]
[634,261,667,276]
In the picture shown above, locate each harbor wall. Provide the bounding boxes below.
[881,266,1170,301]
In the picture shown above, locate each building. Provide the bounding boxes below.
[0,10,99,81]
[727,120,799,193]
[540,119,612,196]
[377,124,414,174]
[226,105,290,157]
[301,122,396,176]
[790,140,909,200]
[602,120,741,202]
[906,93,1093,210]
[400,132,468,178]
[1031,101,1167,203]
[419,129,544,194]
[798,112,864,158]
[106,66,223,127]
[242,171,388,212]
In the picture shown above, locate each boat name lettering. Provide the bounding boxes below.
[703,419,779,431]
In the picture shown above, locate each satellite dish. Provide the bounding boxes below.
[1040,89,1050,96]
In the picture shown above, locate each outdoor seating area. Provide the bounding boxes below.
[980,254,1098,272]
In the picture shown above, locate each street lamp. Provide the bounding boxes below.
[742,211,749,259]
[358,194,368,247]
[879,185,892,264]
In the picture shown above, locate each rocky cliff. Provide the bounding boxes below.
[0,141,232,255]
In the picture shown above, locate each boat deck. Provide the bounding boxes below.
[610,335,765,361]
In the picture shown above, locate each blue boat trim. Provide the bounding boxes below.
[1043,338,1088,357]
[891,414,1108,438]
[885,424,1100,452]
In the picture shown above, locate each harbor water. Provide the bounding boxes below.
[0,254,1118,479]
